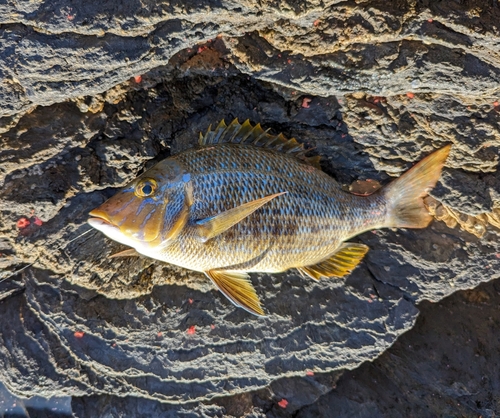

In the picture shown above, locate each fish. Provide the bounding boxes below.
[88,119,451,316]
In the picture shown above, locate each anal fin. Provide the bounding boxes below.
[297,243,369,280]
[205,270,265,316]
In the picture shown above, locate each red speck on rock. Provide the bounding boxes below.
[428,18,433,23]
[313,19,320,26]
[16,217,30,229]
[407,92,415,99]
[187,326,196,335]
[210,324,215,330]
[302,98,312,108]
[33,217,43,226]
[74,331,85,338]
[306,371,314,376]
[371,96,385,104]
[157,332,163,338]
[188,298,193,304]
[133,75,142,83]
[278,399,288,408]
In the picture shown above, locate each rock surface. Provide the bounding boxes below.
[0,0,499,415]
[297,277,500,418]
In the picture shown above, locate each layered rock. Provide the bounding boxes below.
[0,0,499,415]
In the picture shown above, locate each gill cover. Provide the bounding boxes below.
[89,158,192,244]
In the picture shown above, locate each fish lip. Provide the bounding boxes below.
[88,207,116,228]
[88,209,114,225]
[88,216,138,248]
[88,217,114,229]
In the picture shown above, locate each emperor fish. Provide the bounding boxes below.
[88,119,451,316]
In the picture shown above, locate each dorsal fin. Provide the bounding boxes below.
[199,119,320,168]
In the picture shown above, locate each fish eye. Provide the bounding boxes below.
[135,179,157,197]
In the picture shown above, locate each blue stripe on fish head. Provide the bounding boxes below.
[89,158,189,245]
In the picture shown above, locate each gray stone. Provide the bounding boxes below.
[0,0,499,415]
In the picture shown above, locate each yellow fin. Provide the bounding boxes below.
[195,192,286,243]
[297,243,369,280]
[384,145,451,228]
[205,270,265,316]
[109,248,140,258]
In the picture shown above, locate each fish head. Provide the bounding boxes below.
[88,158,190,251]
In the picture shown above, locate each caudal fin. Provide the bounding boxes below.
[384,145,451,228]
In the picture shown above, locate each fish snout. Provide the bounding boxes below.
[88,208,113,224]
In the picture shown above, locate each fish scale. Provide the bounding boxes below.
[88,119,451,316]
[159,143,383,272]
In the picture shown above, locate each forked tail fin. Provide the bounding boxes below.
[384,145,451,228]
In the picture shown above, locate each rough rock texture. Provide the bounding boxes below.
[0,0,499,416]
[297,278,500,418]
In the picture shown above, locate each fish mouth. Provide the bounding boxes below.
[88,209,116,229]
[88,217,113,228]
[88,209,136,247]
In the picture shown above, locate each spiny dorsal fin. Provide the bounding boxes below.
[297,243,369,280]
[199,119,320,168]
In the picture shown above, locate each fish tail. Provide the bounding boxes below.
[384,145,451,228]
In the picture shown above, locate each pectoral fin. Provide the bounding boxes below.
[205,270,265,316]
[109,248,141,258]
[195,192,286,243]
[297,243,369,280]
